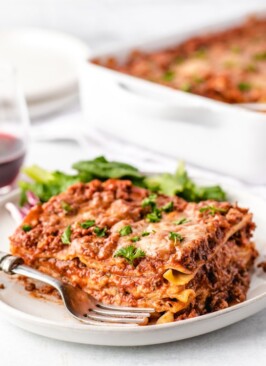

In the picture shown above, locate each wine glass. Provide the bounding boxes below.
[0,64,30,195]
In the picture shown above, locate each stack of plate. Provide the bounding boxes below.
[0,28,89,119]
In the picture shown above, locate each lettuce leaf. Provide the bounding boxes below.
[19,157,226,205]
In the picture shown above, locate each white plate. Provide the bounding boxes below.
[0,187,266,346]
[0,28,89,118]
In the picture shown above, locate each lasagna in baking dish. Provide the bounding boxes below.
[9,179,257,324]
[94,16,266,104]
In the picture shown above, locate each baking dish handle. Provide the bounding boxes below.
[114,79,256,126]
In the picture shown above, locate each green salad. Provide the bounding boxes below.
[19,156,226,206]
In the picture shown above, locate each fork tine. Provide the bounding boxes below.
[87,312,148,324]
[2,254,153,327]
[93,307,151,318]
[98,303,155,313]
[79,317,138,327]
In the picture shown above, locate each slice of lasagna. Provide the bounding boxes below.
[9,179,258,324]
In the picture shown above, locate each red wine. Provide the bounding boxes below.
[0,133,25,188]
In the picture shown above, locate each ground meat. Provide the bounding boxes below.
[258,261,266,272]
[24,282,36,292]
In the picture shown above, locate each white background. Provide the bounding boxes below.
[0,0,266,50]
[0,1,266,365]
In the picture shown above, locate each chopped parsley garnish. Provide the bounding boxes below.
[119,225,133,236]
[114,245,146,266]
[180,82,191,92]
[61,201,72,212]
[163,70,175,82]
[61,225,71,244]
[142,194,162,222]
[223,60,236,68]
[131,236,140,243]
[175,55,184,64]
[253,51,266,61]
[231,45,241,54]
[174,217,189,225]
[142,194,172,223]
[169,231,184,244]
[80,220,95,229]
[238,82,251,92]
[245,63,257,73]
[162,201,174,213]
[146,209,162,223]
[195,47,206,58]
[22,224,32,232]
[193,76,204,84]
[94,226,107,237]
[142,194,157,208]
[142,231,151,237]
[199,205,226,215]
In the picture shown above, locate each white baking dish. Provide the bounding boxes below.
[80,10,266,184]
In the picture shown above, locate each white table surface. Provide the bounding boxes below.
[1,1,266,364]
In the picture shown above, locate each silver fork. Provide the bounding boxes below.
[0,252,154,326]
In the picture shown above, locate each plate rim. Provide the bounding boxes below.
[0,26,90,101]
[0,185,266,334]
[0,279,266,333]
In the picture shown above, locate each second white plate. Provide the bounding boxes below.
[0,28,89,118]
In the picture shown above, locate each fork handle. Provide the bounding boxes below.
[0,251,61,289]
